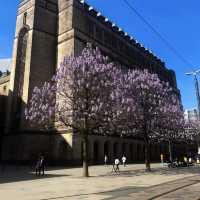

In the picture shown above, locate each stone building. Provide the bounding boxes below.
[0,72,10,160]
[0,73,10,132]
[184,108,198,123]
[1,0,186,164]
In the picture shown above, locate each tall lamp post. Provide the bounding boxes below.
[185,69,200,120]
[186,70,200,157]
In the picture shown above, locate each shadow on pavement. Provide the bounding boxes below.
[35,186,146,200]
[101,176,200,200]
[0,166,69,184]
[36,176,200,200]
[1,165,200,185]
[101,166,200,178]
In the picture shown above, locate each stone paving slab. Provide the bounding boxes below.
[56,176,200,200]
[154,182,200,200]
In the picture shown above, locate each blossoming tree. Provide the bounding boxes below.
[183,120,200,157]
[124,69,182,171]
[25,44,123,177]
[25,44,184,174]
[157,94,184,162]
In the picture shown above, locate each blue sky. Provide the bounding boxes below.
[0,0,200,110]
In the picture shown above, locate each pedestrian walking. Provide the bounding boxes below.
[104,155,108,166]
[160,154,164,166]
[122,155,126,167]
[111,159,116,173]
[39,155,45,176]
[184,156,187,162]
[35,155,45,176]
[35,157,41,176]
[115,158,120,173]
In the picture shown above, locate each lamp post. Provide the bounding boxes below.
[186,70,200,157]
[186,70,200,120]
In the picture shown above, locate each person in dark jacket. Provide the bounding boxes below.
[39,156,45,176]
[35,157,41,176]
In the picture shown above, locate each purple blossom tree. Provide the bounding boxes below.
[157,94,184,162]
[25,43,184,174]
[25,82,56,129]
[184,120,200,139]
[183,120,200,157]
[25,44,123,177]
[124,69,180,171]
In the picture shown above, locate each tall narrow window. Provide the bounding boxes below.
[23,12,27,25]
[13,27,28,128]
[16,28,28,98]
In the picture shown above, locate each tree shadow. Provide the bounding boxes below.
[100,175,200,200]
[41,175,200,200]
[0,168,69,184]
[100,165,200,178]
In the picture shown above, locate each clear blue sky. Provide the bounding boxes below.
[0,0,200,110]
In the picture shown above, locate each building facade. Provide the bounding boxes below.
[0,72,10,160]
[184,108,198,123]
[1,0,186,164]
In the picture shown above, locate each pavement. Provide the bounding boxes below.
[1,163,200,200]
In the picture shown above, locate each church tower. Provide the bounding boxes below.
[6,0,58,131]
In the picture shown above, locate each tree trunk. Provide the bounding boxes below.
[82,134,89,177]
[144,138,151,171]
[168,140,173,163]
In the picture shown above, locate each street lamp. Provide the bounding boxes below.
[186,69,200,119]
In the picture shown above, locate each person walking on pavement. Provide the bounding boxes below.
[39,155,45,176]
[122,155,126,167]
[104,155,108,166]
[112,159,116,172]
[35,157,41,176]
[115,158,120,173]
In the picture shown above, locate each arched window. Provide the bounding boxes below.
[104,141,109,156]
[93,141,99,163]
[113,142,119,158]
[122,143,126,155]
[15,27,28,98]
[23,12,27,25]
[137,144,141,161]
[13,27,29,127]
[129,143,134,161]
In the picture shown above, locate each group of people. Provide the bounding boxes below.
[104,155,127,173]
[160,154,195,168]
[34,154,126,176]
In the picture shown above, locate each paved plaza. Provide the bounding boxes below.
[1,163,200,200]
